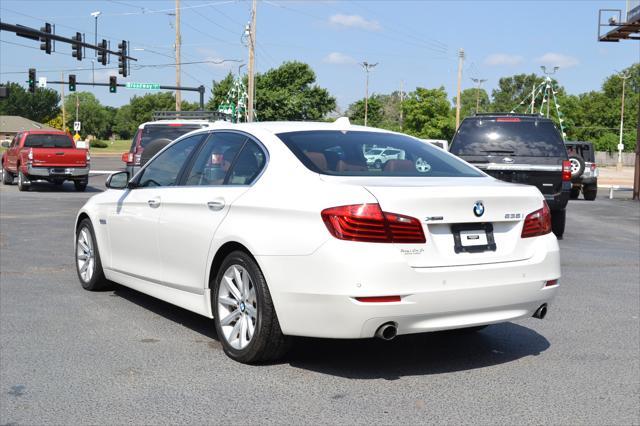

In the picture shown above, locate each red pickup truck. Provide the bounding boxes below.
[1,130,90,191]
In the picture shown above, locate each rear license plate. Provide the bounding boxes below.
[50,168,71,175]
[451,223,497,254]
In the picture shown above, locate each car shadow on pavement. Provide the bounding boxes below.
[21,182,101,193]
[112,284,550,378]
[288,323,550,379]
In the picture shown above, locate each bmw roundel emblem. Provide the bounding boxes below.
[473,201,485,217]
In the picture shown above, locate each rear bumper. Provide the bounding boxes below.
[545,182,571,210]
[257,233,560,338]
[26,164,89,179]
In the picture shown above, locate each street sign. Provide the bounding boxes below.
[125,82,161,90]
[73,133,81,141]
[73,121,81,131]
[38,77,47,88]
[618,144,624,151]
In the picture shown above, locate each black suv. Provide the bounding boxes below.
[565,141,598,200]
[449,114,571,238]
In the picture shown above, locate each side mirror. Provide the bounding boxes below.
[105,171,130,190]
[75,140,87,149]
[1,141,10,148]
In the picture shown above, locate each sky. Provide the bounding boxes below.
[0,0,638,112]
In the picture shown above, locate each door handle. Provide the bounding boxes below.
[207,199,225,211]
[148,198,160,208]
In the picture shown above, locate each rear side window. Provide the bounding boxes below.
[140,124,204,148]
[277,130,481,177]
[450,119,566,157]
[24,134,73,148]
[227,140,266,185]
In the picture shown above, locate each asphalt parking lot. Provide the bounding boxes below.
[1,158,639,425]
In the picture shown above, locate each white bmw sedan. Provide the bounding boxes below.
[75,120,560,363]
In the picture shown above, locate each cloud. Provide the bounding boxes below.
[483,53,524,66]
[323,52,356,65]
[328,14,381,31]
[535,52,579,69]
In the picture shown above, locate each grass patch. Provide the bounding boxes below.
[88,139,131,153]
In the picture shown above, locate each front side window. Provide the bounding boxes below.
[137,135,202,187]
[184,132,247,186]
[277,130,482,178]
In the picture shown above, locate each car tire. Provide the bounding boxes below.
[75,219,110,291]
[2,168,13,185]
[583,184,597,201]
[212,250,290,364]
[570,187,580,199]
[374,159,382,169]
[17,169,30,192]
[140,138,172,166]
[551,208,566,239]
[74,180,88,192]
[568,155,585,178]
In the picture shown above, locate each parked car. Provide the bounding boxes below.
[75,119,560,363]
[121,112,225,177]
[449,114,571,238]
[364,147,405,168]
[565,141,598,200]
[1,130,90,191]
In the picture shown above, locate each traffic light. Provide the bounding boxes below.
[118,40,128,77]
[71,32,82,61]
[28,68,36,93]
[97,39,107,66]
[40,22,52,54]
[109,76,117,93]
[69,74,76,92]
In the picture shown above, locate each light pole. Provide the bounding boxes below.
[617,72,630,171]
[540,65,559,118]
[470,77,487,114]
[90,11,101,57]
[360,61,378,126]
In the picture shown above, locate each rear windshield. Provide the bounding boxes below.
[450,118,567,157]
[24,134,73,148]
[277,130,482,177]
[141,124,204,148]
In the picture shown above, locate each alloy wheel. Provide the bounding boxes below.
[76,227,95,283]
[217,264,257,350]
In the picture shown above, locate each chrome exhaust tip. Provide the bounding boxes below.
[533,304,548,319]
[375,322,398,340]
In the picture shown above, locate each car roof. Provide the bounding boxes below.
[137,119,214,129]
[195,120,397,136]
[22,130,70,135]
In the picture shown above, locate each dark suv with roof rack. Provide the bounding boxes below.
[449,113,571,238]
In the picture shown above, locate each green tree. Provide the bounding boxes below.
[0,82,60,123]
[490,74,546,113]
[254,61,336,121]
[347,96,384,127]
[457,87,490,119]
[402,87,455,140]
[206,72,236,111]
[64,92,109,138]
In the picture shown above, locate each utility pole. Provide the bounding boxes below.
[455,48,464,129]
[247,0,257,122]
[60,72,66,132]
[175,0,182,111]
[360,61,378,126]
[399,80,404,131]
[471,77,487,114]
[617,72,630,171]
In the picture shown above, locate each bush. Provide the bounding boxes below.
[90,140,109,148]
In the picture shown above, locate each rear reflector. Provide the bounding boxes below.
[521,202,552,238]
[496,117,521,122]
[562,160,571,181]
[321,203,426,244]
[545,279,558,287]
[356,296,401,303]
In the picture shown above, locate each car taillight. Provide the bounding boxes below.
[27,148,33,161]
[521,202,552,238]
[590,163,596,171]
[562,160,571,181]
[321,203,426,243]
[121,152,133,163]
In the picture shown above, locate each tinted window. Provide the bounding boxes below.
[141,124,204,148]
[450,118,567,157]
[137,135,201,187]
[227,140,266,185]
[24,134,73,148]
[184,132,247,186]
[278,130,481,177]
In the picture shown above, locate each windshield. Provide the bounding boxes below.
[141,124,204,148]
[24,134,73,148]
[450,118,567,157]
[277,130,482,177]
